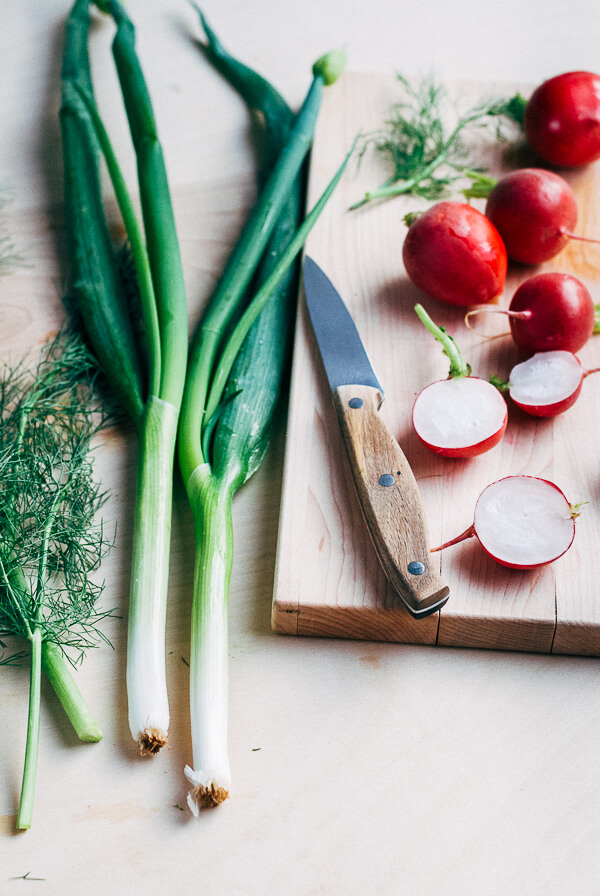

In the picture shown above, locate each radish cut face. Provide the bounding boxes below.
[473,476,575,568]
[412,377,507,457]
[509,350,583,417]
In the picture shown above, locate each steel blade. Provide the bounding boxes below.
[303,256,383,396]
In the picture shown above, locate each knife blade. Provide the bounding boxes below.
[303,256,449,618]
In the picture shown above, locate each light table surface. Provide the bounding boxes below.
[2,1,600,893]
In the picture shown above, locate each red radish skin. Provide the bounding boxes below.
[465,272,596,355]
[484,169,578,264]
[402,201,508,307]
[512,377,584,418]
[524,71,600,167]
[432,475,577,569]
[508,273,595,354]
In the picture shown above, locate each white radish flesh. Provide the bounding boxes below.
[473,476,575,568]
[509,350,584,417]
[412,376,507,456]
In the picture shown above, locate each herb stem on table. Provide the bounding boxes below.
[0,332,113,830]
[349,76,524,210]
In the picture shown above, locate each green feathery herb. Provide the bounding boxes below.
[0,330,114,830]
[350,75,524,210]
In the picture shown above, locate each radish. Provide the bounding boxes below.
[467,272,596,355]
[431,475,579,569]
[506,350,600,417]
[464,168,600,265]
[412,304,507,457]
[507,273,596,354]
[524,71,600,168]
[402,201,507,307]
[484,169,579,264]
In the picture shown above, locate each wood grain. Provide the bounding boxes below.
[332,383,449,616]
[272,71,600,654]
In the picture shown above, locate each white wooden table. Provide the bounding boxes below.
[2,1,600,893]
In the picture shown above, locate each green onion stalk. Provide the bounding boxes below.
[180,12,349,812]
[59,0,187,754]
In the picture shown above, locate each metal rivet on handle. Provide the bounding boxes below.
[348,397,363,409]
[378,474,395,487]
[408,560,425,576]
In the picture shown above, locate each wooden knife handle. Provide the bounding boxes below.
[333,384,449,618]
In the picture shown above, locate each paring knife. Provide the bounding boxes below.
[303,256,449,618]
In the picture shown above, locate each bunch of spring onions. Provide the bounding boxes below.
[60,0,188,755]
[59,0,350,806]
[0,331,112,830]
[179,11,349,812]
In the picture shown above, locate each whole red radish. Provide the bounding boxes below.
[508,272,595,354]
[506,349,600,417]
[465,272,596,354]
[524,71,600,167]
[412,304,507,457]
[402,201,507,307]
[484,168,578,264]
[431,475,578,569]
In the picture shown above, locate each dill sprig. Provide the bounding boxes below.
[350,75,524,210]
[0,330,114,830]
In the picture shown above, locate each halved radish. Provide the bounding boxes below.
[508,350,586,417]
[432,475,578,569]
[413,304,507,457]
[413,376,508,457]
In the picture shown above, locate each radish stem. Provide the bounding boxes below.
[462,170,498,200]
[414,304,471,377]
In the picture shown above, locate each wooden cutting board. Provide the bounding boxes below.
[272,70,600,655]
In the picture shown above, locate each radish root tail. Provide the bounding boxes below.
[431,525,476,552]
[464,307,526,341]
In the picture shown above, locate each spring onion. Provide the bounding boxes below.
[59,0,187,754]
[180,13,349,812]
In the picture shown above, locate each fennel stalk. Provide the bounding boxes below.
[0,332,113,829]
